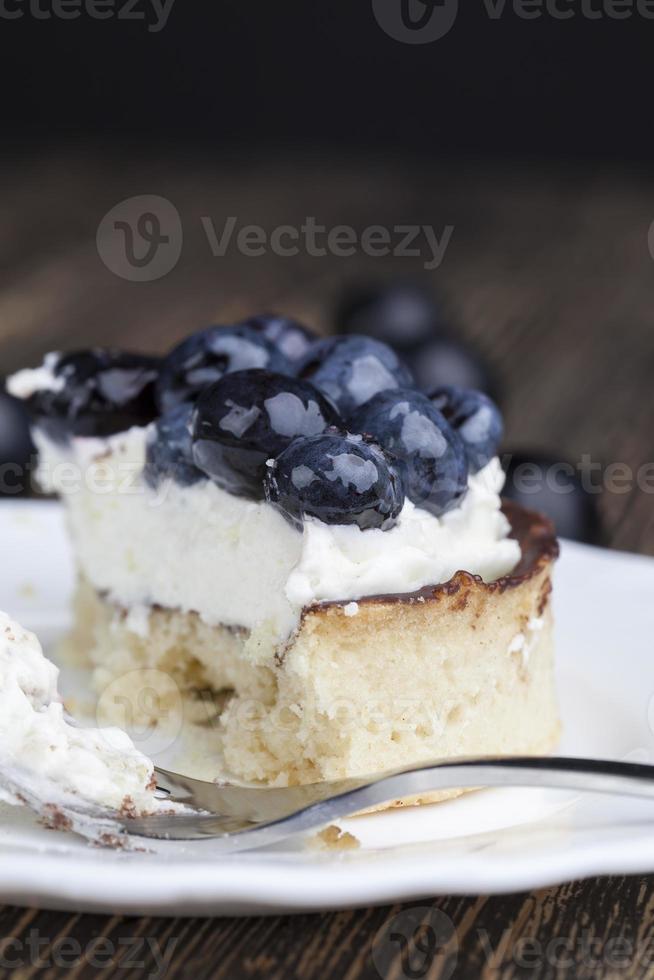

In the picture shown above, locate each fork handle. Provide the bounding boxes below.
[376,755,654,803]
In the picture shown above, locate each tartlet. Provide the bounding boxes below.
[9,317,560,803]
[61,499,558,804]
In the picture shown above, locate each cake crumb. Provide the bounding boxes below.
[508,633,525,654]
[311,825,360,851]
[343,602,359,618]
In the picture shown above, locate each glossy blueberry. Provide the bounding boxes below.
[144,404,203,487]
[240,314,316,362]
[404,336,498,400]
[336,282,445,350]
[503,451,603,545]
[428,385,502,473]
[157,325,293,413]
[297,335,413,417]
[264,432,405,531]
[349,388,468,517]
[191,369,341,499]
[28,349,160,442]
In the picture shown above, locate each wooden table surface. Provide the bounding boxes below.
[1,151,654,979]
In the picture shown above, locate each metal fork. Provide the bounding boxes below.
[124,755,654,851]
[5,756,654,852]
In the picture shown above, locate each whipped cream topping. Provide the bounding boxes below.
[6,354,63,400]
[0,610,157,813]
[285,458,519,607]
[32,426,520,649]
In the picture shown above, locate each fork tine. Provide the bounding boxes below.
[152,765,364,820]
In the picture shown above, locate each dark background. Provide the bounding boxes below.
[3,0,653,164]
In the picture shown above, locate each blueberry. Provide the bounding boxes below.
[349,389,468,517]
[336,282,445,350]
[428,385,502,473]
[240,313,316,362]
[0,387,35,497]
[157,325,293,413]
[264,432,404,531]
[27,349,160,442]
[191,369,341,499]
[503,451,603,545]
[404,336,498,400]
[297,335,413,417]
[144,404,204,488]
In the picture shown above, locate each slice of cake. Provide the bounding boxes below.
[0,609,158,818]
[9,315,560,803]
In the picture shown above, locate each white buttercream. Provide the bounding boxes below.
[6,354,63,400]
[31,427,520,646]
[0,611,157,812]
[286,458,519,607]
[34,426,306,642]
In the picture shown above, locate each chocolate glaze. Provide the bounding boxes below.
[313,499,559,612]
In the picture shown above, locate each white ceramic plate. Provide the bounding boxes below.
[2,500,654,916]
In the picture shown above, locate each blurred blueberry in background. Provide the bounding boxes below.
[335,281,499,401]
[502,451,603,545]
[406,336,497,399]
[336,282,444,350]
[0,385,34,497]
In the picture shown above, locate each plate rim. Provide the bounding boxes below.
[2,826,654,916]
